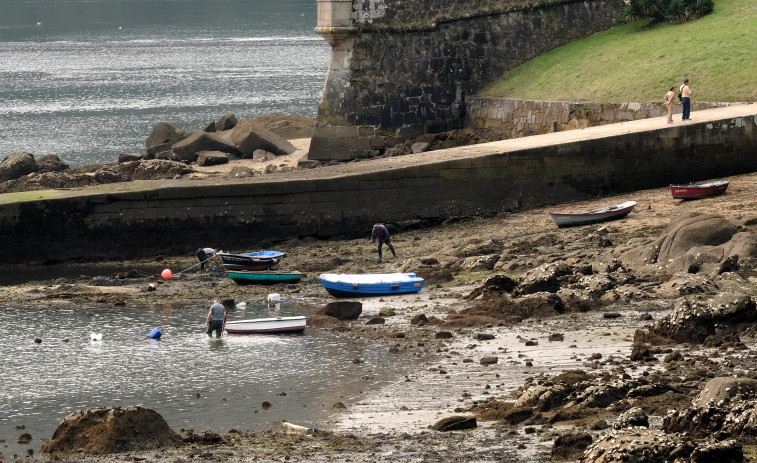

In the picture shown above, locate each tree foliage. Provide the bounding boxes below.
[623,0,714,23]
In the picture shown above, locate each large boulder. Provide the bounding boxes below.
[648,293,756,344]
[693,377,757,410]
[513,261,572,296]
[146,122,183,150]
[613,407,649,429]
[36,154,69,173]
[41,406,183,456]
[657,213,738,262]
[196,151,229,166]
[215,112,238,131]
[230,119,297,157]
[171,131,239,162]
[317,301,362,320]
[430,415,477,431]
[664,377,757,440]
[251,113,315,139]
[0,151,37,182]
[620,213,757,276]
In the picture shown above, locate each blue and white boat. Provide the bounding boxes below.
[218,250,286,271]
[318,273,425,298]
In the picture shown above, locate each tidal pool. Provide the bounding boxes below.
[0,300,412,456]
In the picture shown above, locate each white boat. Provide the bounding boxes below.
[318,273,425,297]
[549,200,637,227]
[224,316,306,334]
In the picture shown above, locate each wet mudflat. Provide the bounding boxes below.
[2,172,757,462]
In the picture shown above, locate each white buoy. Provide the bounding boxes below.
[267,293,281,303]
[236,301,247,308]
[90,332,103,341]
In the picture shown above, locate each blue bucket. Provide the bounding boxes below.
[147,328,162,339]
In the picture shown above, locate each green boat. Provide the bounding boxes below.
[226,270,302,285]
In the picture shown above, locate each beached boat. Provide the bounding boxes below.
[224,316,307,334]
[218,250,286,271]
[670,181,729,199]
[226,270,302,285]
[318,273,425,297]
[549,200,637,227]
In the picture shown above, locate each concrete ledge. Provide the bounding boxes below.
[1,104,755,264]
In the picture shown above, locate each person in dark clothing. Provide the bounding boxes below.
[196,247,217,270]
[205,299,226,338]
[371,223,396,261]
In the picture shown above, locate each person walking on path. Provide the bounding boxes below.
[196,247,218,270]
[371,223,396,261]
[664,85,676,124]
[205,299,226,338]
[680,79,694,121]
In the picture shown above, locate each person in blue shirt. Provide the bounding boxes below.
[371,223,397,261]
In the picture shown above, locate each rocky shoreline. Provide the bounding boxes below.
[2,169,757,462]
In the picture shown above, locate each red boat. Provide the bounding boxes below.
[670,181,729,199]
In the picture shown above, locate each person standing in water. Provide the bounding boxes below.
[371,223,397,261]
[205,299,226,338]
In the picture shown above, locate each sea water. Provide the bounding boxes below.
[0,0,331,168]
[0,300,414,457]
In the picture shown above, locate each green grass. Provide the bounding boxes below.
[479,0,757,103]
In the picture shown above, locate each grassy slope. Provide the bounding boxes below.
[479,0,757,103]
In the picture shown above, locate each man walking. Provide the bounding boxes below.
[371,223,397,261]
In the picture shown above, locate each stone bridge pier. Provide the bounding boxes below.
[308,0,626,162]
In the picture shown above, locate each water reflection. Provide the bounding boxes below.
[0,300,414,456]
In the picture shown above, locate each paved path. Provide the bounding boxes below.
[2,103,755,205]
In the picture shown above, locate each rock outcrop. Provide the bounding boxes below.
[317,301,362,320]
[620,213,757,276]
[0,113,316,194]
[0,151,37,182]
[664,377,757,439]
[41,406,183,456]
[579,428,744,463]
[639,292,756,345]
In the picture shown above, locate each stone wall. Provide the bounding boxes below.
[1,108,754,264]
[466,97,739,141]
[310,0,626,161]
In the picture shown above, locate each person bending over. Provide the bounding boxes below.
[371,223,396,261]
[205,299,226,338]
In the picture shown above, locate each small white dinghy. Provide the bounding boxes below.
[224,316,306,334]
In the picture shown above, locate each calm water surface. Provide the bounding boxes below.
[0,0,330,167]
[0,300,414,456]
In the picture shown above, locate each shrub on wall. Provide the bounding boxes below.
[623,0,714,23]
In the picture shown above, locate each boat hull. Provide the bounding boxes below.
[225,316,306,334]
[227,270,302,285]
[218,251,285,271]
[319,273,425,297]
[670,181,729,199]
[549,201,637,227]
